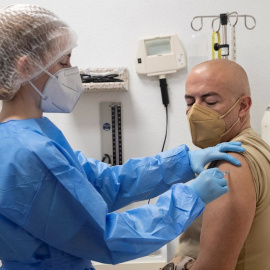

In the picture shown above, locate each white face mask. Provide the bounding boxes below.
[29,66,83,113]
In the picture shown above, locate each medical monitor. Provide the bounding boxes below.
[135,34,186,76]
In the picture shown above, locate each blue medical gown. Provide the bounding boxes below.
[0,117,204,270]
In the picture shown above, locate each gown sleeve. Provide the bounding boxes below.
[74,145,195,211]
[0,136,204,264]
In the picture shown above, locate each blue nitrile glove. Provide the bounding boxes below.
[187,168,229,204]
[188,141,245,175]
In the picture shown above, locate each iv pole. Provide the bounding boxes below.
[191,12,256,59]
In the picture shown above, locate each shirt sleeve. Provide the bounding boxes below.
[0,138,203,264]
[74,145,195,211]
[23,172,204,264]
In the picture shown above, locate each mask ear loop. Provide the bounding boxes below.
[219,97,243,138]
[220,96,243,119]
[28,80,47,100]
[28,65,56,100]
[220,117,240,138]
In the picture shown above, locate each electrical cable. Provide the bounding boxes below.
[102,154,112,164]
[161,105,168,152]
[80,73,123,83]
[148,76,169,204]
[159,76,169,107]
[159,76,169,152]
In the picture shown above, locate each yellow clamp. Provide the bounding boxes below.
[212,31,221,59]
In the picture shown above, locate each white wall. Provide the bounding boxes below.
[2,0,270,262]
[2,0,268,159]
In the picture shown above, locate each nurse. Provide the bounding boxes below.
[0,4,244,270]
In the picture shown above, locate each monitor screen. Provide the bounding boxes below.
[145,37,171,56]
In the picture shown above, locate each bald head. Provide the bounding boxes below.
[187,59,251,98]
[185,59,252,141]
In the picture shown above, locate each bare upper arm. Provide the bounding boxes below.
[191,152,256,270]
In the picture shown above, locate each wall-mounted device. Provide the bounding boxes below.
[135,33,186,76]
[100,102,123,166]
[135,34,187,153]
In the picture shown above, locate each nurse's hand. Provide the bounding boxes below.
[188,141,245,174]
[187,168,229,204]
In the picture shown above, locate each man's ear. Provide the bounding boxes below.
[17,56,32,79]
[239,95,252,118]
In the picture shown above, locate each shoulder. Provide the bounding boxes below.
[216,152,255,195]
[217,152,249,173]
[209,152,256,221]
[0,119,65,170]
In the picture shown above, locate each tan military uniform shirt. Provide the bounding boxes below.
[174,128,270,270]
